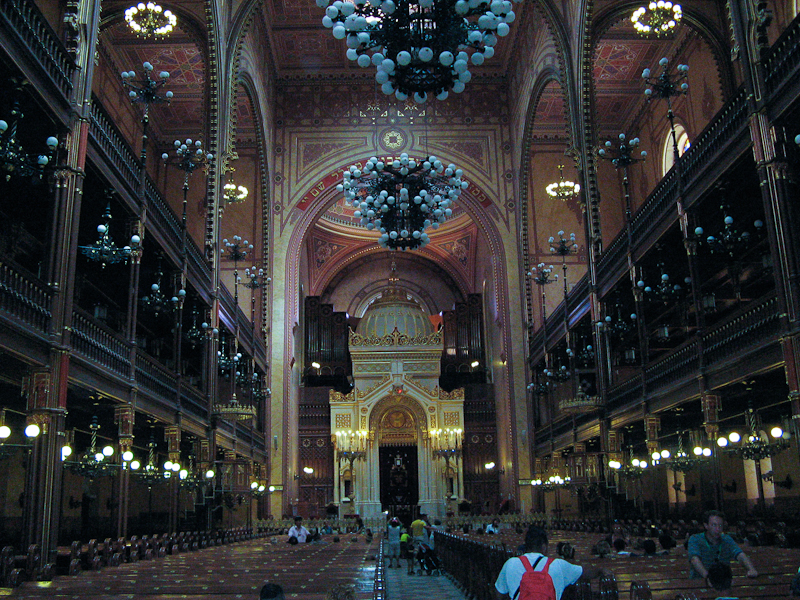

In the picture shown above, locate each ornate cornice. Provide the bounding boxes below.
[349,329,443,348]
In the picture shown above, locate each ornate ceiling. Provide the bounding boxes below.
[99,0,691,302]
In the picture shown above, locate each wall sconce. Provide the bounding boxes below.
[471,360,480,368]
[311,361,321,369]
[303,466,314,474]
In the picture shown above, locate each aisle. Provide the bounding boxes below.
[381,562,468,600]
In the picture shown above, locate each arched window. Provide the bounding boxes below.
[662,124,691,175]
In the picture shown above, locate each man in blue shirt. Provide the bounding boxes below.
[687,510,758,582]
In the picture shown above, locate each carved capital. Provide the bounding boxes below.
[115,405,135,438]
[165,426,181,453]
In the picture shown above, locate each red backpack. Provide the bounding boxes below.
[512,555,557,600]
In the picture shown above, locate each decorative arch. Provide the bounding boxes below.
[369,394,429,446]
[282,152,511,345]
[319,244,468,315]
[590,3,737,102]
[517,68,570,330]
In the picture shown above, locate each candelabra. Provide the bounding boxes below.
[545,165,581,202]
[716,407,790,461]
[136,434,166,489]
[222,236,253,264]
[335,430,368,501]
[178,456,205,490]
[162,137,214,223]
[184,305,213,348]
[608,448,649,479]
[64,416,118,479]
[695,207,763,262]
[597,304,637,342]
[652,434,711,472]
[636,261,689,305]
[642,57,688,166]
[216,335,242,375]
[140,257,185,317]
[429,428,463,461]
[121,63,172,148]
[79,203,141,268]
[0,80,58,181]
[694,205,764,301]
[576,341,595,368]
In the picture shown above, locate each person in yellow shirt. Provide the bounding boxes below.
[410,515,428,545]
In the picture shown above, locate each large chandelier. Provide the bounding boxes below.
[317,0,519,102]
[340,153,466,251]
[125,2,177,38]
[631,1,682,37]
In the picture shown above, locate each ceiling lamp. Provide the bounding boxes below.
[79,203,141,268]
[340,153,467,251]
[317,0,519,102]
[125,2,177,38]
[545,165,580,202]
[0,80,58,182]
[716,408,790,461]
[223,169,248,205]
[631,1,682,37]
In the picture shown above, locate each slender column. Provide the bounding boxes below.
[166,426,181,531]
[21,367,67,565]
[115,405,135,539]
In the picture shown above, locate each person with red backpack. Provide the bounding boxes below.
[494,526,612,600]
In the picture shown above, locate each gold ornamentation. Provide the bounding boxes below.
[380,129,406,151]
[439,388,465,400]
[349,329,443,347]
[330,390,356,403]
[557,392,604,415]
[335,414,352,429]
[443,412,460,426]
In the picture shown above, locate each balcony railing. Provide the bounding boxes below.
[135,348,177,403]
[702,294,780,366]
[71,308,131,377]
[594,87,750,295]
[181,382,209,421]
[0,0,74,99]
[644,339,700,393]
[0,261,52,334]
[144,177,182,244]
[763,12,800,99]
[88,98,141,196]
[605,293,780,412]
[605,375,644,413]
